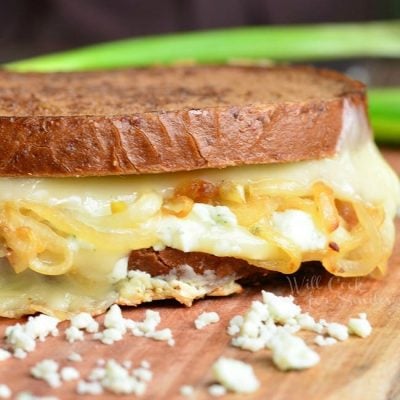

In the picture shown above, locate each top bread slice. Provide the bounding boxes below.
[0,65,365,177]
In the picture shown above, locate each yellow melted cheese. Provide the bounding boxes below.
[0,140,396,213]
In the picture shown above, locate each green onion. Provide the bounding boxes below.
[369,88,400,143]
[4,21,400,72]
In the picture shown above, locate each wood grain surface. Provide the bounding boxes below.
[1,148,399,400]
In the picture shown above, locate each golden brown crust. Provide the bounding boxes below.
[0,65,366,177]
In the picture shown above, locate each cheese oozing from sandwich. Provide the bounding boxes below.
[0,102,398,318]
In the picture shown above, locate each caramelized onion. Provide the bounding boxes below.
[175,179,218,204]
[20,202,155,252]
[162,195,194,218]
[312,182,340,233]
[0,205,72,275]
[0,178,390,279]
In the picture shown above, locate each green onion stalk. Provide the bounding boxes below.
[4,21,400,72]
[369,89,400,143]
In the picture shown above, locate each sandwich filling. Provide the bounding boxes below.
[0,103,398,318]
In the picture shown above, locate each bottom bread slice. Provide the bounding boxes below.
[118,248,269,308]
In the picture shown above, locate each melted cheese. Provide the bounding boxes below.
[0,140,397,217]
[271,210,327,252]
[149,204,278,259]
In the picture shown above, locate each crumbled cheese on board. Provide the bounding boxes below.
[4,315,59,358]
[296,313,319,331]
[314,335,337,347]
[208,384,227,397]
[348,313,372,338]
[326,322,349,341]
[74,359,154,396]
[67,352,82,362]
[101,360,147,395]
[262,291,301,323]
[60,367,80,382]
[180,385,195,397]
[93,328,123,345]
[65,326,84,343]
[270,330,320,370]
[227,315,244,336]
[5,314,60,358]
[104,305,127,334]
[0,349,11,362]
[70,313,99,333]
[88,367,106,381]
[0,384,11,399]
[15,392,59,400]
[5,325,36,354]
[76,381,104,396]
[226,290,372,374]
[30,359,61,388]
[212,357,260,394]
[14,349,27,359]
[194,312,220,329]
[132,367,153,382]
[91,305,175,346]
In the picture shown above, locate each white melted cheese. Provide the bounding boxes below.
[148,205,325,260]
[149,204,278,260]
[272,210,327,252]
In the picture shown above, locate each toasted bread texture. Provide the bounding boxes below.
[128,247,268,281]
[0,65,365,177]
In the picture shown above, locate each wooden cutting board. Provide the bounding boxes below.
[1,148,399,400]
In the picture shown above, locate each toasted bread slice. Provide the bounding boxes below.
[0,66,365,177]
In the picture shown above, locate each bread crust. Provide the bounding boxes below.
[0,66,366,177]
[128,247,269,281]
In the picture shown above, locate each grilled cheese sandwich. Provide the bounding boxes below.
[0,66,397,318]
